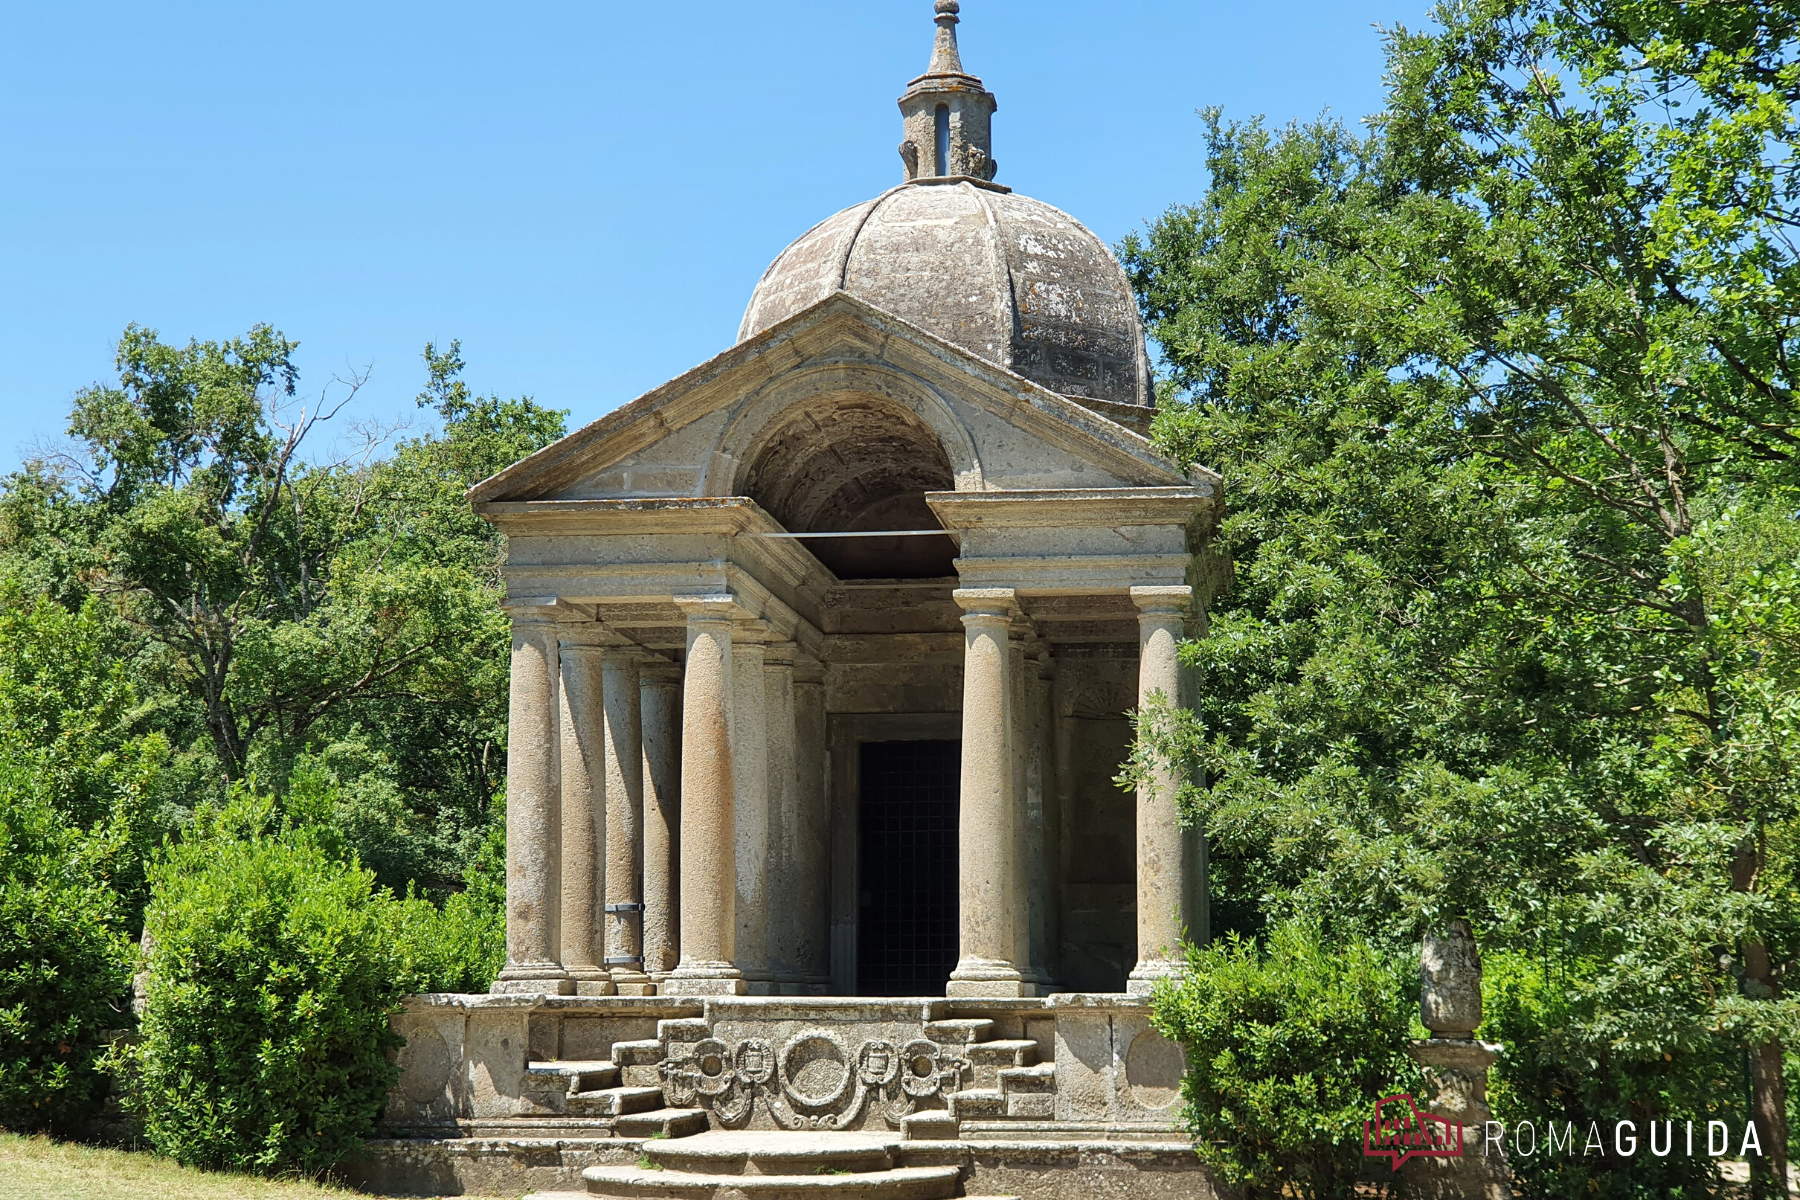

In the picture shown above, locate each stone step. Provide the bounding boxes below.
[898,1110,958,1141]
[922,1018,993,1044]
[997,1063,1056,1094]
[1004,1092,1055,1119]
[613,1038,664,1066]
[644,1131,898,1175]
[948,1088,1004,1119]
[581,1164,961,1200]
[529,1060,621,1093]
[614,1107,710,1139]
[660,1017,711,1043]
[568,1085,668,1117]
[965,1039,1036,1067]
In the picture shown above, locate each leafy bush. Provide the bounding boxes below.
[391,883,504,996]
[1483,951,1731,1200]
[0,771,131,1132]
[124,808,406,1176]
[1150,922,1414,1200]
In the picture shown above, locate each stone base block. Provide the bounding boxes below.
[661,977,748,996]
[493,977,577,996]
[947,979,1028,998]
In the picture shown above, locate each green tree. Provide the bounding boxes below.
[1123,1,1800,1192]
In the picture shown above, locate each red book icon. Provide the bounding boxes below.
[1364,1093,1464,1170]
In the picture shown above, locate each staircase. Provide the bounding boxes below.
[522,1058,708,1138]
[913,1018,1055,1136]
[535,1131,1015,1200]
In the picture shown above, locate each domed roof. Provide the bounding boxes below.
[738,180,1152,410]
[736,3,1152,414]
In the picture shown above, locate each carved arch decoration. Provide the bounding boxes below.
[703,359,984,579]
[702,359,985,499]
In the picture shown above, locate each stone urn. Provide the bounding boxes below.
[1421,919,1483,1037]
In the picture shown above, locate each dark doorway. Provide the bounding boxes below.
[857,739,960,996]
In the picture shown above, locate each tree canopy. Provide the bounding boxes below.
[1124,1,1800,1194]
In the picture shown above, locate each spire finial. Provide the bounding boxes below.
[897,0,998,185]
[928,1,965,76]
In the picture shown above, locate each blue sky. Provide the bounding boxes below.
[0,1,1437,474]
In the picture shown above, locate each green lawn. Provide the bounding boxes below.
[0,1134,498,1200]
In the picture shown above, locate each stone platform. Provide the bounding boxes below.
[344,993,1210,1200]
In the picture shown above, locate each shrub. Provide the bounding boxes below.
[390,883,504,995]
[125,813,405,1176]
[0,771,131,1132]
[1483,951,1731,1200]
[1150,921,1414,1200]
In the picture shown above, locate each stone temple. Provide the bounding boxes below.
[365,6,1222,1198]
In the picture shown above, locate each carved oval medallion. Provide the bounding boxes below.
[397,1025,452,1106]
[1125,1028,1186,1110]
[780,1032,852,1108]
[693,1038,735,1097]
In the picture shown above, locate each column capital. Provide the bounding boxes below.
[732,617,779,645]
[503,596,580,627]
[954,587,1016,625]
[1130,585,1192,618]
[762,641,799,668]
[674,594,741,623]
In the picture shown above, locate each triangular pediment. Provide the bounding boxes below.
[469,292,1212,509]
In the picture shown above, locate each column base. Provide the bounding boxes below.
[491,972,575,997]
[570,972,617,997]
[948,958,1026,997]
[663,961,746,996]
[609,967,657,997]
[1126,960,1185,996]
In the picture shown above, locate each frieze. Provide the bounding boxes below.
[659,1028,968,1130]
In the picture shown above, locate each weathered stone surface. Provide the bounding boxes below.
[1421,920,1483,1037]
[739,187,1150,413]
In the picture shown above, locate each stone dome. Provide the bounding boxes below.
[738,179,1153,411]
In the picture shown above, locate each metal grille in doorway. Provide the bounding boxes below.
[856,739,960,996]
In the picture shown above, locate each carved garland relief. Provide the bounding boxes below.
[659,1030,969,1130]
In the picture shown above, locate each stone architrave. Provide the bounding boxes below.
[665,596,744,996]
[1127,585,1193,994]
[639,662,682,983]
[948,587,1024,997]
[556,629,612,995]
[601,650,653,995]
[492,605,573,994]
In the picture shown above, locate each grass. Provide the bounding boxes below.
[0,1134,511,1200]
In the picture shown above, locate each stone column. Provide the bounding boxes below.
[1128,585,1194,994]
[640,662,682,985]
[1007,630,1040,991]
[792,658,829,990]
[949,588,1024,997]
[666,596,744,995]
[557,630,612,994]
[731,634,771,990]
[602,650,653,995]
[493,605,573,994]
[1027,649,1058,985]
[762,644,800,990]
